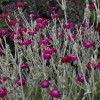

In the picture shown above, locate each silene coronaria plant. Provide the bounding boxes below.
[0,0,100,100]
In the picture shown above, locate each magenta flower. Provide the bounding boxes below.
[0,77,7,84]
[20,42,25,46]
[94,62,100,70]
[0,88,7,98]
[18,27,27,34]
[43,47,57,60]
[83,41,93,49]
[0,50,4,55]
[50,89,61,98]
[20,39,32,46]
[77,76,85,83]
[10,34,21,41]
[86,62,92,70]
[89,4,96,10]
[8,20,18,26]
[21,63,29,70]
[61,56,73,63]
[15,79,26,86]
[36,23,46,29]
[28,30,37,36]
[0,14,8,20]
[16,2,25,7]
[16,35,21,40]
[47,36,53,41]
[41,80,50,88]
[42,19,49,24]
[0,29,9,35]
[44,47,57,55]
[43,53,51,60]
[51,13,60,19]
[63,22,75,30]
[36,18,44,23]
[68,33,76,40]
[51,6,57,11]
[38,39,49,45]
[71,55,78,61]
[2,77,7,82]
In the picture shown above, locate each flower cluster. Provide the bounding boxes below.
[0,1,99,100]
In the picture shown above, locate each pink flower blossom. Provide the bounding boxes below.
[10,34,21,41]
[89,4,96,10]
[47,36,53,41]
[8,20,18,26]
[0,29,9,35]
[83,41,93,49]
[68,33,76,40]
[51,13,60,19]
[41,80,50,88]
[21,64,29,70]
[16,35,22,40]
[15,79,26,86]
[44,47,57,55]
[50,89,61,98]
[0,88,7,98]
[0,77,7,84]
[36,18,44,23]
[77,76,85,83]
[64,22,76,30]
[36,23,46,29]
[16,2,25,7]
[20,39,32,46]
[86,62,92,70]
[0,50,4,55]
[28,30,37,36]
[0,14,8,20]
[42,19,49,24]
[61,56,73,63]
[10,31,22,41]
[18,27,27,34]
[38,39,49,45]
[43,53,51,60]
[51,6,57,11]
[94,62,100,69]
[71,55,78,61]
